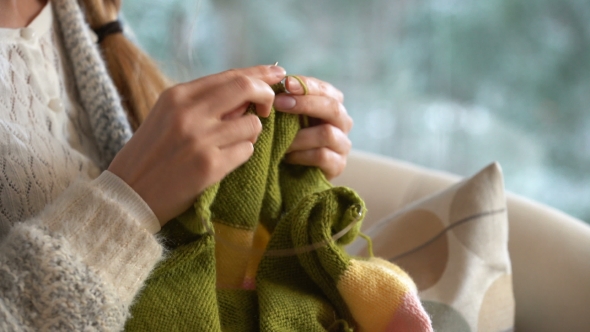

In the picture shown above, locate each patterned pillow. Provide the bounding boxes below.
[347,162,514,331]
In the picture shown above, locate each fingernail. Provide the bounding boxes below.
[287,76,303,94]
[274,95,296,110]
[270,65,286,78]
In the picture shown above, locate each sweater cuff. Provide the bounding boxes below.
[97,171,161,234]
[38,174,164,305]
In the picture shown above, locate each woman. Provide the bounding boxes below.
[0,0,352,330]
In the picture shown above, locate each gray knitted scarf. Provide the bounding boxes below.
[53,0,133,169]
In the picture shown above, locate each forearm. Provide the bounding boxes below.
[0,172,164,331]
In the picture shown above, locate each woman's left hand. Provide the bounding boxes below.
[273,76,353,180]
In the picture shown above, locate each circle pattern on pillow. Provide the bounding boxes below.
[422,301,471,332]
[372,209,448,291]
[353,162,515,331]
[478,274,515,332]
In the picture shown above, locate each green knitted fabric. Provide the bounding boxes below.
[126,82,365,331]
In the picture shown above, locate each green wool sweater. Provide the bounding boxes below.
[126,82,366,331]
[126,81,364,331]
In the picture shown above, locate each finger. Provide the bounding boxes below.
[284,148,346,180]
[285,75,344,102]
[216,141,256,177]
[221,102,250,121]
[212,114,263,148]
[183,65,286,91]
[198,75,276,118]
[170,65,284,118]
[286,124,351,154]
[274,94,353,133]
[223,65,286,85]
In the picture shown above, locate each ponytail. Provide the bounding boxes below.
[79,0,171,130]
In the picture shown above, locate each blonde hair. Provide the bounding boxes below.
[79,0,171,130]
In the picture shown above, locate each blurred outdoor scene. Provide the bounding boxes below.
[123,0,590,223]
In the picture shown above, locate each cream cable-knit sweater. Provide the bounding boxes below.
[0,0,164,330]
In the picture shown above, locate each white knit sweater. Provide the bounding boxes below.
[0,1,164,330]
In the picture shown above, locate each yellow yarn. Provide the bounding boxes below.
[358,232,375,258]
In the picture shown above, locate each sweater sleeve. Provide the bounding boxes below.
[0,171,164,331]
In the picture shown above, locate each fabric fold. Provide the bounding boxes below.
[127,83,432,331]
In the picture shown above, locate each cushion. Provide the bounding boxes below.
[347,162,514,331]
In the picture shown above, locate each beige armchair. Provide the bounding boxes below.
[332,150,590,332]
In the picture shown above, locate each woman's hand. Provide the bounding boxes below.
[108,65,286,225]
[273,76,353,180]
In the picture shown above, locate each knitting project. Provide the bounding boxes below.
[126,82,432,331]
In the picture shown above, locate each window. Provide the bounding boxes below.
[123,0,590,223]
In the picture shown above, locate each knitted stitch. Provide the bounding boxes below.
[0,0,163,330]
[127,84,433,331]
[53,0,133,168]
[0,1,103,235]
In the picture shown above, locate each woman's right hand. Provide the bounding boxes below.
[108,65,286,225]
